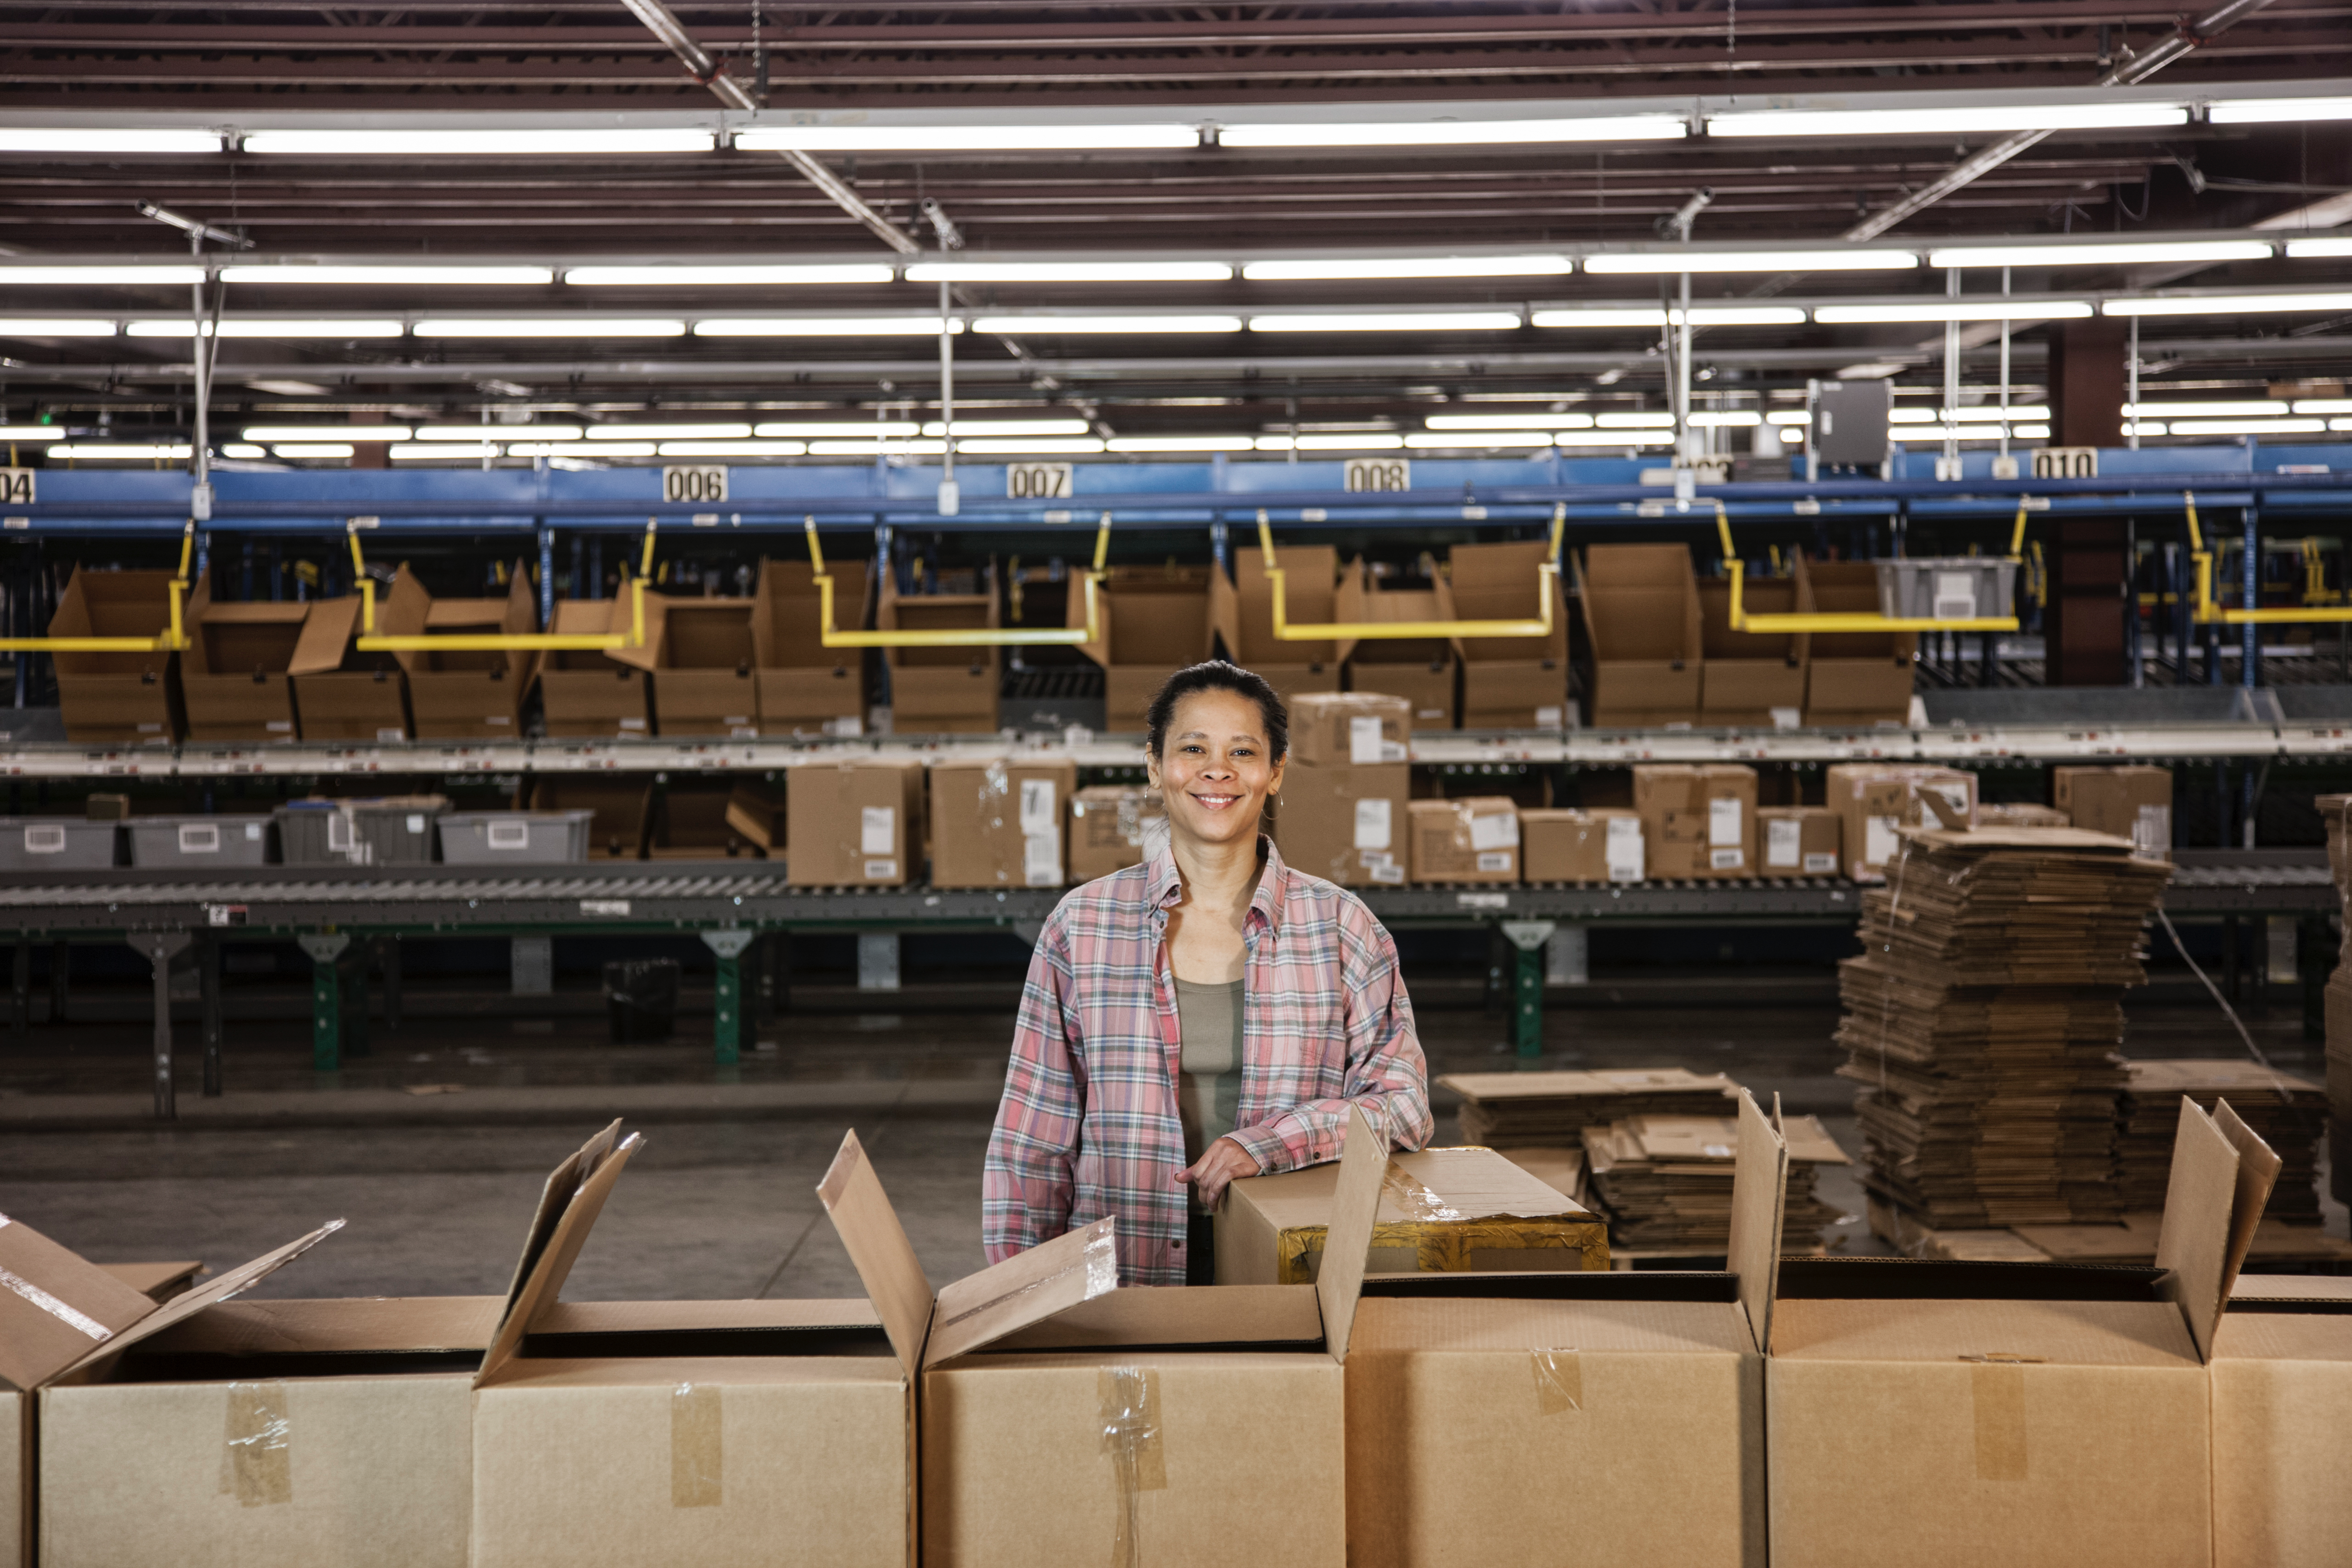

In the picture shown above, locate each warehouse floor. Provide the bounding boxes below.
[2,978,2337,1301]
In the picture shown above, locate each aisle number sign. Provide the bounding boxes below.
[1345,457,1411,493]
[1006,462,1072,500]
[2030,447,2098,479]
[661,465,727,504]
[0,469,31,506]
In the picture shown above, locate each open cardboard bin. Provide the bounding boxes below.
[878,571,999,735]
[1338,565,1458,728]
[291,570,422,742]
[1342,1090,1785,1567]
[647,775,764,859]
[525,776,651,860]
[179,582,358,743]
[1793,555,1916,727]
[753,558,869,737]
[535,597,656,740]
[1079,568,1215,733]
[1698,569,1808,728]
[820,1102,1389,1568]
[1448,540,1569,730]
[47,568,185,744]
[389,565,537,740]
[1574,544,1702,727]
[640,592,762,739]
[1211,543,1346,705]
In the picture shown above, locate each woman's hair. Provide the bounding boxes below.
[1144,660,1290,762]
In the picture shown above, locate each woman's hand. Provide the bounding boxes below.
[1176,1136,1263,1209]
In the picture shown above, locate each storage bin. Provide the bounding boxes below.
[125,815,271,867]
[438,809,594,866]
[274,796,448,866]
[0,818,119,871]
[1873,557,2016,623]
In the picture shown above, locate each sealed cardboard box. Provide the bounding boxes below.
[1343,1091,1784,1568]
[2054,765,2172,859]
[1274,761,1411,888]
[1211,543,1346,706]
[535,598,653,739]
[929,757,1076,888]
[642,592,761,738]
[2211,1271,2352,1568]
[1339,565,1458,727]
[1795,556,1916,727]
[48,568,184,744]
[1698,570,1807,727]
[1290,691,1411,767]
[291,573,420,742]
[880,571,999,735]
[1824,763,1976,880]
[526,776,650,860]
[1574,544,1701,726]
[1449,540,1569,729]
[820,1103,1387,1568]
[1407,796,1520,884]
[754,556,868,737]
[1219,1145,1609,1283]
[1520,807,1643,883]
[392,565,537,741]
[1633,763,1759,879]
[1080,568,1214,732]
[786,759,924,886]
[179,582,356,743]
[1067,783,1166,882]
[1757,804,1840,877]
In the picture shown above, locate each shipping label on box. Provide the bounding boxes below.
[1760,806,1841,878]
[1407,797,1520,884]
[1273,763,1410,888]
[930,759,1077,889]
[1291,692,1412,767]
[1633,764,1758,880]
[786,761,922,886]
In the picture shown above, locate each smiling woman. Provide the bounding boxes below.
[982,660,1433,1287]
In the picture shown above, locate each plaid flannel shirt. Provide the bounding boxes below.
[982,837,1433,1286]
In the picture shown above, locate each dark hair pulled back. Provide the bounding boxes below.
[1144,660,1290,762]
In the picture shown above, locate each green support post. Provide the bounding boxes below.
[701,929,756,1067]
[1500,921,1557,1061]
[298,933,353,1071]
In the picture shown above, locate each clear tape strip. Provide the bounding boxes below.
[1531,1348,1581,1415]
[0,1265,112,1341]
[1380,1168,1466,1225]
[672,1382,723,1508]
[937,1225,1117,1333]
[1099,1365,1166,1568]
[221,1379,293,1507]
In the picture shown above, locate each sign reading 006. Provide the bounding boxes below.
[1344,457,1411,493]
[662,465,728,504]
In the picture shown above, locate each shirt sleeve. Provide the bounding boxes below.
[982,905,1089,1262]
[1226,906,1433,1175]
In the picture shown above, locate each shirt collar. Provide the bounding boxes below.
[1145,836,1289,939]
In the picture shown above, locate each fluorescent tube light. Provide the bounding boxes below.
[1532,308,1668,328]
[656,440,808,457]
[2104,291,2352,316]
[2208,96,2352,125]
[0,128,222,154]
[1218,116,1687,147]
[415,319,685,337]
[1274,433,1406,450]
[921,419,1092,437]
[562,442,656,457]
[2283,238,2352,259]
[2334,418,2352,432]
[3,266,202,285]
[222,265,554,285]
[809,438,949,456]
[588,423,751,440]
[2127,422,2168,438]
[391,443,502,460]
[244,424,411,442]
[907,261,1232,283]
[735,124,1196,152]
[1683,307,1809,326]
[954,437,1107,455]
[971,315,1243,334]
[1425,412,1594,430]
[2160,418,2327,436]
[1241,255,1572,281]
[1403,431,1555,448]
[129,319,404,338]
[1890,405,2053,424]
[47,444,190,460]
[755,421,922,438]
[272,444,354,459]
[1536,304,1802,326]
[2015,425,2051,438]
[1595,411,1676,428]
[2294,400,2352,415]
[1709,104,2188,137]
[1585,250,1915,274]
[566,264,895,286]
[1690,411,1761,427]
[220,444,269,460]
[415,425,581,442]
[1104,435,1258,452]
[2122,400,2286,417]
[1815,299,2092,323]
[0,320,118,337]
[242,128,716,157]
[1931,240,2272,268]
[1766,411,1811,425]
[695,317,959,337]
[1247,312,1522,332]
[0,426,64,438]
[1546,430,1674,447]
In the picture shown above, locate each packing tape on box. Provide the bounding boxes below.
[936,1224,1119,1334]
[1099,1365,1167,1568]
[0,1264,113,1342]
[1960,1353,2042,1482]
[1531,1349,1582,1416]
[1380,1167,1467,1224]
[221,1380,293,1508]
[672,1382,723,1508]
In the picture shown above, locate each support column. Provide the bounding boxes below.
[2043,517,2132,686]
[48,939,67,1024]
[856,933,901,990]
[10,940,27,1041]
[1501,922,1557,1060]
[200,935,223,1097]
[128,933,194,1121]
[379,936,403,1033]
[511,936,553,996]
[298,933,353,1071]
[701,929,756,1067]
[2047,319,2126,450]
[1546,924,1590,987]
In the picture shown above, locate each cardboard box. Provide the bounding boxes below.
[290,572,420,742]
[880,571,999,735]
[2053,765,2172,859]
[1795,556,1916,726]
[1342,1091,1784,1568]
[818,1103,1388,1568]
[1080,568,1214,732]
[535,598,653,740]
[928,758,1076,888]
[1211,543,1347,706]
[1698,572,1807,727]
[1271,761,1411,888]
[753,557,869,737]
[641,592,761,738]
[1407,796,1520,884]
[1764,1097,2249,1568]
[1067,783,1166,882]
[1824,763,1977,880]
[48,568,183,744]
[526,776,650,860]
[786,759,924,886]
[178,581,356,743]
[1757,805,1840,878]
[1219,1145,1609,1283]
[1520,807,1643,883]
[1575,544,1702,726]
[2212,1271,2352,1568]
[1448,540,1569,730]
[1633,764,1759,879]
[392,565,537,740]
[1289,691,1411,768]
[1340,566,1458,728]
[722,778,783,854]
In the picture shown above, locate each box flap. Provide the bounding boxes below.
[2153,1098,2246,1362]
[2208,1096,2282,1322]
[1317,1102,1391,1364]
[57,1219,343,1380]
[96,1260,205,1301]
[1728,1090,1788,1353]
[0,1213,162,1390]
[477,1123,641,1384]
[606,589,668,673]
[136,1295,504,1356]
[924,1217,1118,1368]
[286,596,362,675]
[815,1128,938,1376]
[985,1285,1324,1352]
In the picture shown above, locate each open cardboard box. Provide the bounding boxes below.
[878,571,999,735]
[1338,565,1458,728]
[47,568,184,744]
[640,592,762,738]
[1342,1090,1785,1567]
[1078,568,1214,732]
[1764,1097,2257,1568]
[291,570,421,742]
[1448,541,1569,730]
[1793,555,1916,727]
[1211,543,1346,705]
[526,776,650,860]
[535,597,657,739]
[179,581,357,743]
[820,1102,1387,1568]
[1698,570,1807,728]
[753,558,869,737]
[391,564,538,740]
[1574,543,1701,727]
[647,775,764,859]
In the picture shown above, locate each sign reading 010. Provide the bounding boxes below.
[1005,462,1073,500]
[0,469,32,506]
[1344,458,1411,493]
[2030,447,2098,480]
[662,465,728,504]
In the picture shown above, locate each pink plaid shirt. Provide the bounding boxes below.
[983,837,1433,1286]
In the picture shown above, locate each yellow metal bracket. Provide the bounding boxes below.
[2189,493,2352,624]
[0,520,195,653]
[349,519,654,652]
[1258,505,1564,641]
[806,514,1111,647]
[1721,501,2025,634]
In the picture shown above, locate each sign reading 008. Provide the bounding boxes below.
[662,465,728,503]
[1344,457,1411,493]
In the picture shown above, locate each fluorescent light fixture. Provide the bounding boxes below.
[2161,418,2327,436]
[505,442,590,457]
[809,438,949,456]
[2,266,202,285]
[2208,96,2352,126]
[2122,400,2286,417]
[656,439,807,457]
[222,264,554,285]
[1890,405,2052,424]
[1766,410,1812,425]
[735,124,1196,152]
[1709,103,2188,137]
[954,437,1107,455]
[1104,435,1258,452]
[1684,307,1809,326]
[220,444,269,460]
[695,317,959,337]
[2127,422,2168,438]
[971,315,1243,334]
[1596,411,1676,428]
[588,423,751,440]
[2015,424,2051,438]
[2294,399,2352,415]
[1425,412,1594,430]
[272,443,354,459]
[242,128,715,157]
[1547,430,1674,447]
[1403,431,1555,449]
[565,264,895,286]
[47,444,191,460]
[1532,308,1668,328]
[1815,299,2092,323]
[1247,312,1522,332]
[563,442,656,457]
[2283,238,2352,259]
[391,443,501,460]
[0,426,63,439]
[1585,250,1915,274]
[2334,418,2352,432]
[1218,116,1687,147]
[1534,303,1800,326]
[415,319,685,337]
[0,128,222,154]
[2104,291,2352,316]
[1241,255,1572,281]
[415,424,581,442]
[0,319,117,337]
[905,261,1232,283]
[921,419,1091,437]
[245,379,332,397]
[1931,240,2272,268]
[1270,433,1406,450]
[1690,411,1761,427]
[244,424,410,442]
[128,319,404,338]
[754,421,922,438]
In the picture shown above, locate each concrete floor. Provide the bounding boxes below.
[0,967,2336,1302]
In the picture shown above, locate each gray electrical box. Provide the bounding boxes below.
[1813,378,1892,467]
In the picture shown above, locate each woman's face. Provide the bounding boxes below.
[1148,688,1286,852]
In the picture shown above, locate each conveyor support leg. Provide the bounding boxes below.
[857,933,900,991]
[128,933,193,1120]
[702,929,756,1068]
[1501,922,1557,1060]
[200,936,223,1097]
[299,934,353,1071]
[10,940,27,1041]
[1547,924,1589,987]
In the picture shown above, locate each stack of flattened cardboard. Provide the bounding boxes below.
[2320,792,2352,1203]
[1440,1066,1736,1146]
[1836,825,2171,1231]
[1580,1111,1851,1251]
[2116,1058,2327,1222]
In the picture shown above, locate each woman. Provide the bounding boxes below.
[983,660,1432,1286]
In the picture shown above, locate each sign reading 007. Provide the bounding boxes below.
[1344,457,1411,493]
[661,465,728,504]
[1005,462,1072,500]
[0,469,32,506]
